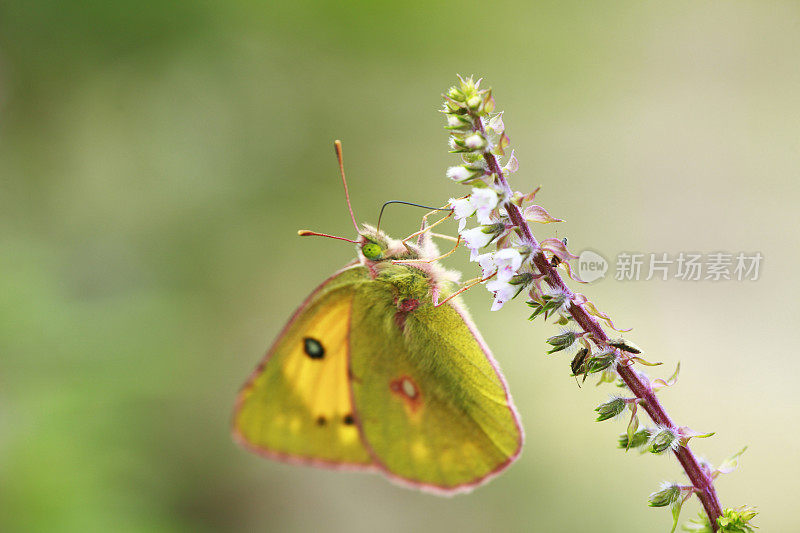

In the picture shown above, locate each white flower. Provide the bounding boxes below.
[476,253,497,278]
[493,248,523,282]
[446,115,463,128]
[449,197,474,231]
[464,133,486,150]
[446,166,471,181]
[470,187,499,225]
[461,226,495,260]
[461,227,494,250]
[449,187,497,230]
[487,279,516,311]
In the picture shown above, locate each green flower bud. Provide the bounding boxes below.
[717,506,758,532]
[444,100,463,113]
[508,272,533,286]
[445,114,473,131]
[650,427,679,454]
[545,331,576,354]
[648,483,680,508]
[585,352,616,374]
[463,133,487,151]
[527,301,544,320]
[447,86,465,102]
[466,95,482,110]
[618,428,652,449]
[475,223,502,237]
[461,151,483,164]
[527,292,568,321]
[595,397,626,422]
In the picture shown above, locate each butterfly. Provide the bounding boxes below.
[232,141,523,495]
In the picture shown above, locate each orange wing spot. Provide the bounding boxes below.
[389,375,423,414]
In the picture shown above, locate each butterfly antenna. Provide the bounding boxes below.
[297,230,358,244]
[376,201,451,232]
[334,140,360,234]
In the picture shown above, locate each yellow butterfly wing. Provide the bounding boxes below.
[233,265,374,468]
[348,266,524,493]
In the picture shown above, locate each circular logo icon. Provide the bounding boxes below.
[578,250,608,283]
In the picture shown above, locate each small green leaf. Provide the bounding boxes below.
[670,497,684,533]
[625,403,639,450]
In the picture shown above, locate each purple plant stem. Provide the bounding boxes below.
[474,119,723,530]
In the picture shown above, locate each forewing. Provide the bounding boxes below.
[349,283,523,493]
[233,265,374,468]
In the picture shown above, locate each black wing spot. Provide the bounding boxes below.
[316,416,327,426]
[303,337,325,359]
[343,414,355,425]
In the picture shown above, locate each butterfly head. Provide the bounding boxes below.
[357,224,422,264]
[361,240,384,261]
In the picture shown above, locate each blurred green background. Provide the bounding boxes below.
[2,1,798,531]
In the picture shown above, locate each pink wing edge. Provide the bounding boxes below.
[231,261,378,473]
[347,297,525,496]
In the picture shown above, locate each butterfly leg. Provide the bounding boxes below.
[432,271,497,307]
[414,207,446,237]
[393,235,462,266]
[402,209,453,251]
[428,232,459,242]
[414,212,432,248]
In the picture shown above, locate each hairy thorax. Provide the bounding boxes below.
[355,224,461,308]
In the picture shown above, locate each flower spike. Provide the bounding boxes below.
[440,75,743,531]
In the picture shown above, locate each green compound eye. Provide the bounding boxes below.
[362,242,383,260]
